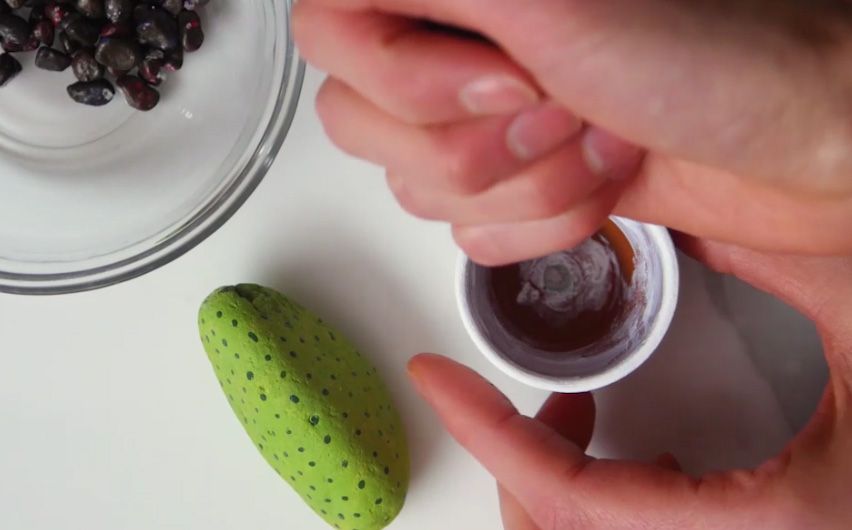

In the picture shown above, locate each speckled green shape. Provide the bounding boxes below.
[199,284,410,530]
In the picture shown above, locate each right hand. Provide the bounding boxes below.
[294,0,852,264]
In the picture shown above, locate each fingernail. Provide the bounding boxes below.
[506,103,583,161]
[459,75,539,116]
[581,127,644,180]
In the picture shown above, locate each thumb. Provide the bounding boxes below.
[407,354,786,529]
[499,392,596,530]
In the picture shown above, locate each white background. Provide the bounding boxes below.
[0,68,827,530]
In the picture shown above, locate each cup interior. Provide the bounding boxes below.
[457,218,679,392]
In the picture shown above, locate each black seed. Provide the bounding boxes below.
[330,375,337,381]
[32,20,54,46]
[116,74,159,111]
[286,429,292,435]
[309,485,316,491]
[234,353,239,359]
[246,371,254,380]
[264,354,272,361]
[259,394,267,401]
[327,478,333,483]
[355,429,361,436]
[341,460,348,468]
[72,50,104,82]
[280,371,287,379]
[321,510,327,515]
[357,480,365,489]
[324,498,330,503]
[306,373,312,380]
[309,416,319,426]
[231,320,238,327]
[290,395,300,404]
[0,13,31,50]
[384,467,389,475]
[298,447,304,453]
[308,461,316,467]
[178,8,203,51]
[248,332,258,342]
[216,311,223,318]
[372,451,378,458]
[283,452,288,457]
[323,435,331,444]
[257,443,263,450]
[329,332,336,341]
[105,0,134,23]
[375,498,383,505]
[322,389,329,396]
[61,13,99,46]
[290,476,295,481]
[67,79,114,106]
[337,514,344,520]
[95,38,140,72]
[274,413,280,419]
[279,336,287,342]
[222,339,228,347]
[341,495,348,501]
[135,6,179,50]
[354,513,361,518]
[289,351,297,358]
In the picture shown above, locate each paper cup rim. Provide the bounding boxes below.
[455,221,679,393]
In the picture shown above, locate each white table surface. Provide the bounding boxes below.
[0,67,829,530]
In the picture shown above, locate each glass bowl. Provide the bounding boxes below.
[0,0,304,294]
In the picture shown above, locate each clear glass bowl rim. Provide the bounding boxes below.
[0,1,305,296]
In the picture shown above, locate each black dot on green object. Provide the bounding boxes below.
[265,354,272,361]
[327,478,334,483]
[324,498,331,503]
[289,351,298,358]
[298,447,304,453]
[216,311,223,318]
[323,435,331,444]
[275,413,280,419]
[210,329,216,337]
[283,451,289,457]
[355,429,362,436]
[337,514,344,520]
[260,394,267,401]
[222,339,228,347]
[375,498,383,505]
[290,475,295,481]
[341,460,349,468]
[354,513,361,518]
[314,335,321,342]
[364,412,371,418]
[306,373,313,380]
[248,332,258,342]
[330,374,337,380]
[384,467,389,474]
[258,443,263,450]
[246,371,254,380]
[341,496,348,501]
[286,429,292,435]
[232,319,238,327]
[290,395,300,404]
[234,353,240,359]
[309,416,319,426]
[309,461,316,467]
[348,392,354,398]
[322,388,329,396]
[357,480,365,489]
[309,485,316,491]
[298,471,304,476]
[280,371,287,379]
[299,337,305,343]
[342,412,348,419]
[321,510,327,515]
[372,451,378,458]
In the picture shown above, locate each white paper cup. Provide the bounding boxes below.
[456,218,679,393]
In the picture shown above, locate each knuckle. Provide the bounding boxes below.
[527,174,574,219]
[387,176,432,219]
[438,141,493,195]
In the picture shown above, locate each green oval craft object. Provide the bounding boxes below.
[198,284,410,530]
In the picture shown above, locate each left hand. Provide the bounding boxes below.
[406,237,852,529]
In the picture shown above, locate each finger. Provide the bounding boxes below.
[615,156,852,256]
[452,183,624,266]
[408,354,772,529]
[498,393,596,530]
[655,453,683,472]
[386,140,609,225]
[316,78,583,194]
[304,0,852,191]
[293,3,539,123]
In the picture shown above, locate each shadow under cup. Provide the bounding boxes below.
[457,218,679,393]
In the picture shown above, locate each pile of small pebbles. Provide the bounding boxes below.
[0,0,207,110]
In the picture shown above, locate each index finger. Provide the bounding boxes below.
[407,354,773,529]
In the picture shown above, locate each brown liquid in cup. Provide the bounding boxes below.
[487,220,635,352]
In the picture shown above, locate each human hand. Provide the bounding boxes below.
[294,0,852,264]
[406,236,852,529]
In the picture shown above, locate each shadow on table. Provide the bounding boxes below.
[590,253,827,476]
[257,227,444,489]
